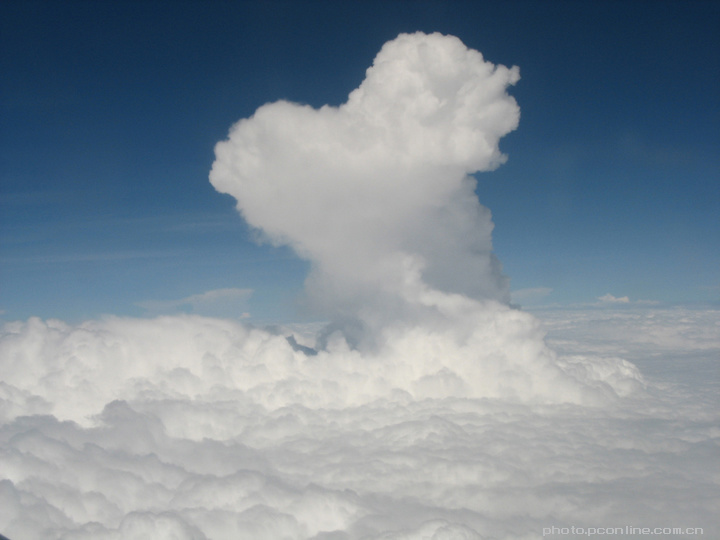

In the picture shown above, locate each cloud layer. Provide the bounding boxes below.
[1,308,718,539]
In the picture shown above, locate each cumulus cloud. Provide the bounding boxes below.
[207,31,642,406]
[0,311,642,428]
[1,309,718,539]
[210,31,519,344]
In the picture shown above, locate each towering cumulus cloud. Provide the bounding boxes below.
[210,32,639,402]
[211,32,516,338]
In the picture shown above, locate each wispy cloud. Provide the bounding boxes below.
[137,288,253,318]
[597,293,659,306]
[1,250,185,264]
[511,287,552,305]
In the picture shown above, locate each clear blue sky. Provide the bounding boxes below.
[1,0,718,322]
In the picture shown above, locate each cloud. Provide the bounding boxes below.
[136,288,252,318]
[597,293,630,304]
[207,31,644,406]
[510,287,553,305]
[210,31,520,345]
[595,293,660,307]
[1,250,183,264]
[538,306,720,368]
[0,310,644,429]
[0,309,717,539]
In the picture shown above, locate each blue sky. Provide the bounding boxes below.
[1,0,718,323]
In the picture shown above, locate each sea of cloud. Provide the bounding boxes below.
[1,307,718,539]
[1,32,717,539]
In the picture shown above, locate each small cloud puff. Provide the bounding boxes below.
[596,294,659,307]
[598,293,630,304]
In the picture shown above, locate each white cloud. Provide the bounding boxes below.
[0,310,643,428]
[510,287,553,305]
[206,31,643,405]
[137,288,252,318]
[536,306,720,381]
[0,308,718,539]
[595,294,660,307]
[210,32,520,345]
[597,293,630,304]
[3,249,183,264]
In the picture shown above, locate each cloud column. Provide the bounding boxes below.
[211,32,520,346]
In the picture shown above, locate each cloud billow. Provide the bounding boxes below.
[210,32,518,342]
[210,32,640,403]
